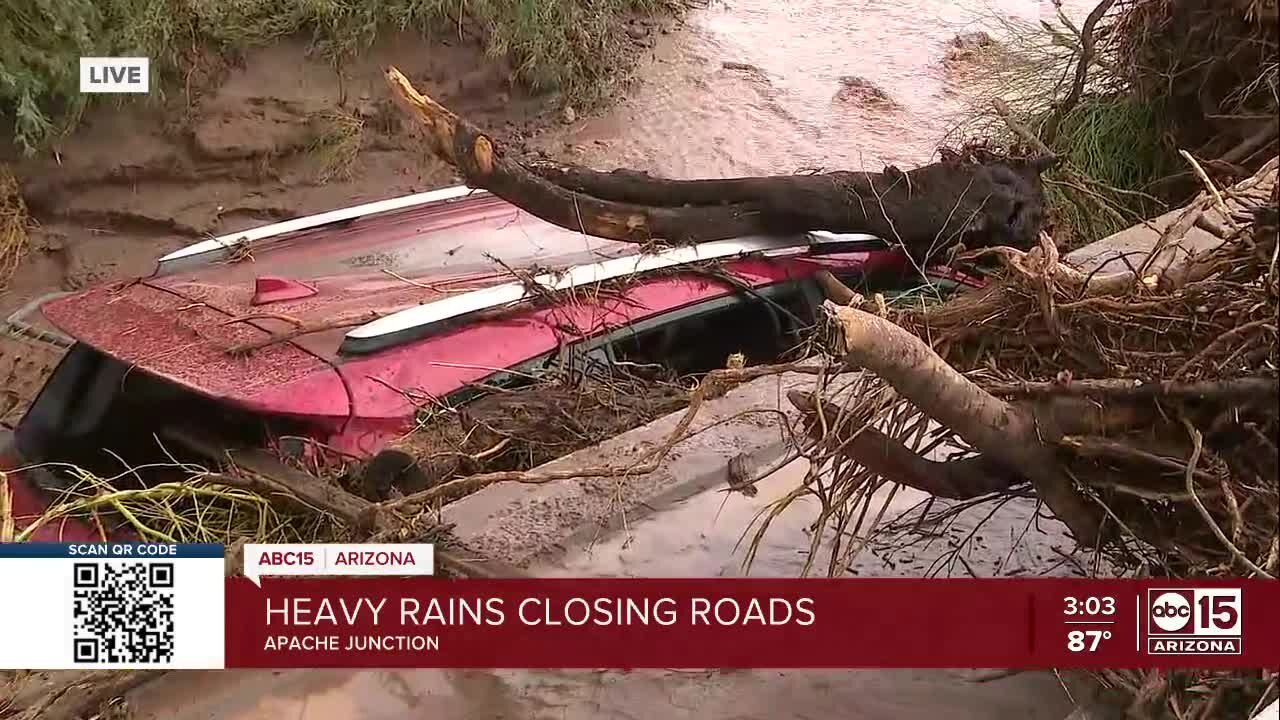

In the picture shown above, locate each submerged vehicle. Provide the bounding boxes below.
[0,186,982,541]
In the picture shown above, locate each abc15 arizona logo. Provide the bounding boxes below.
[1146,588,1242,655]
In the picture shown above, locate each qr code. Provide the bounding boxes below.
[72,562,175,664]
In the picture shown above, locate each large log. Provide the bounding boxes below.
[384,67,1055,265]
[814,299,1105,540]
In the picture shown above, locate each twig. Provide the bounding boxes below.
[1062,436,1221,484]
[225,311,382,353]
[1046,0,1117,143]
[1172,319,1276,380]
[1181,420,1275,579]
[991,98,1055,158]
[1179,149,1240,231]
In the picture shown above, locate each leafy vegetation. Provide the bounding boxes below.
[1,0,664,155]
[952,0,1276,245]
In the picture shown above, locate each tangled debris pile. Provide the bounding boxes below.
[360,372,688,501]
[791,162,1278,720]
[1112,0,1278,177]
[788,159,1278,571]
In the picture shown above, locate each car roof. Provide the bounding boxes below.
[38,189,892,426]
[44,190,636,357]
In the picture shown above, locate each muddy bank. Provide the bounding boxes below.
[2,32,551,307]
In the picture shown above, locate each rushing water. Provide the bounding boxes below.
[127,2,1109,718]
[542,0,1097,176]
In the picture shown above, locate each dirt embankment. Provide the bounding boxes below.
[4,35,537,305]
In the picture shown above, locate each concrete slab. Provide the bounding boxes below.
[444,370,815,569]
[1065,158,1277,273]
[1064,205,1224,273]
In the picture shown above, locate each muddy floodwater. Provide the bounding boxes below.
[541,0,1096,175]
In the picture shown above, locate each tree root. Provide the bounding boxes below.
[787,392,1021,499]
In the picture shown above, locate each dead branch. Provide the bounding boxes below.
[992,98,1055,157]
[1059,435,1220,483]
[823,301,1104,544]
[1046,0,1118,143]
[981,376,1279,401]
[384,66,1056,261]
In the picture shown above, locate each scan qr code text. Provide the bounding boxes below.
[72,561,175,664]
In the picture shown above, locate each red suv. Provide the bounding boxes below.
[1,186,979,541]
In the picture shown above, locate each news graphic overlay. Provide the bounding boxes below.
[79,57,150,93]
[222,578,1280,669]
[1146,588,1242,655]
[242,543,435,586]
[0,543,224,669]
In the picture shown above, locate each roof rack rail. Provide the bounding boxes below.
[154,185,485,274]
[340,230,883,355]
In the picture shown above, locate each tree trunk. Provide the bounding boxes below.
[384,67,1055,265]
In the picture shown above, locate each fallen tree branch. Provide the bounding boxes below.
[823,300,1104,544]
[384,66,1056,262]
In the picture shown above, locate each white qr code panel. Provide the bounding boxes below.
[0,544,225,670]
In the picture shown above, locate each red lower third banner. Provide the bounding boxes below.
[225,578,1280,669]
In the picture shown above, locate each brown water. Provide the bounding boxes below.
[543,0,1097,175]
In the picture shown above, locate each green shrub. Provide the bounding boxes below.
[1,0,662,155]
